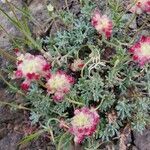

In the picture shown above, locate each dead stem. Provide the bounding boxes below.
[0,24,18,47]
[6,0,20,24]
[0,25,25,53]
[65,0,70,13]
[10,2,43,29]
[0,70,25,96]
[0,48,16,62]
[38,80,47,89]
[66,98,84,106]
[0,101,31,111]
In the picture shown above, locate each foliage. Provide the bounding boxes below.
[0,0,150,149]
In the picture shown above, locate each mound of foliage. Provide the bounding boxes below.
[0,0,150,149]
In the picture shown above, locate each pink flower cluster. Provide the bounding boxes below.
[46,71,74,102]
[13,52,51,90]
[129,0,150,14]
[70,107,99,143]
[91,10,113,39]
[129,36,150,66]
[70,59,84,72]
[13,50,75,102]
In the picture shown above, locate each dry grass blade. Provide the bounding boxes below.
[119,124,131,150]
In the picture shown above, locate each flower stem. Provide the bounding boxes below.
[57,132,69,150]
[98,37,119,48]
[81,59,92,77]
[66,98,84,106]
[0,101,31,111]
[95,98,104,110]
[47,118,60,124]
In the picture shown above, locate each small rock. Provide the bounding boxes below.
[0,128,8,140]
[49,0,66,10]
[28,0,50,37]
[133,128,150,150]
[0,106,22,124]
[0,132,22,150]
[0,0,22,49]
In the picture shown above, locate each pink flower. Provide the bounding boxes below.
[129,36,150,66]
[21,80,30,91]
[91,10,113,39]
[13,52,51,90]
[70,107,99,143]
[70,59,84,72]
[13,48,19,53]
[128,0,150,14]
[46,71,74,102]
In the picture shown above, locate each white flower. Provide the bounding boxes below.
[47,3,54,12]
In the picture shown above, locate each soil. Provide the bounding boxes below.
[0,0,150,150]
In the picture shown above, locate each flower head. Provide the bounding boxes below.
[46,71,74,102]
[129,0,150,14]
[70,107,99,143]
[129,36,150,66]
[21,80,30,91]
[91,10,113,39]
[70,59,84,72]
[13,52,51,90]
[47,3,54,12]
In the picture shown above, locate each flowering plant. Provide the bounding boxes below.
[0,0,150,149]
